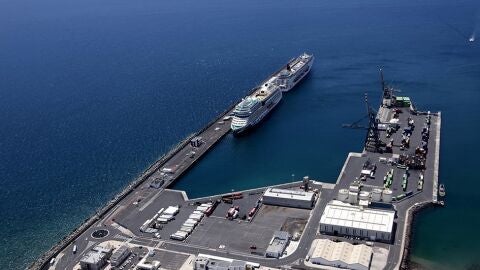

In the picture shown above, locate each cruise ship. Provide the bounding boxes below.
[231,53,314,135]
[277,53,314,92]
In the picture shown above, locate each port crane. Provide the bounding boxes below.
[343,70,388,153]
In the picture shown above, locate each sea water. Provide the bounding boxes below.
[0,0,479,268]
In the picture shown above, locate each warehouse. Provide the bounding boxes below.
[319,200,395,242]
[262,188,315,209]
[310,239,372,270]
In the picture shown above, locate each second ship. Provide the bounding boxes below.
[230,53,314,135]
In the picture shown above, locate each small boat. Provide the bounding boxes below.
[469,34,475,42]
[439,184,446,197]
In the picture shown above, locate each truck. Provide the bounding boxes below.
[226,206,240,220]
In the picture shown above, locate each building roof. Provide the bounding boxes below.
[311,239,372,268]
[80,245,112,264]
[137,256,160,270]
[110,245,129,263]
[263,188,314,201]
[320,200,395,233]
[80,251,105,264]
[266,231,290,255]
[195,254,252,269]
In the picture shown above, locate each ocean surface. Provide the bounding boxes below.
[0,0,479,269]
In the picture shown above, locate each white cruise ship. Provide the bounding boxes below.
[277,53,314,92]
[231,77,282,135]
[230,53,313,135]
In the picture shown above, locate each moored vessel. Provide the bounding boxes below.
[439,184,446,197]
[231,53,313,135]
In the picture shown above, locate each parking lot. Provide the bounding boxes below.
[185,204,310,255]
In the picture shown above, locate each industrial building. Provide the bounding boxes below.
[319,200,395,242]
[262,188,315,209]
[265,231,290,258]
[79,245,112,270]
[136,255,161,270]
[194,254,259,270]
[310,239,373,270]
[110,245,130,267]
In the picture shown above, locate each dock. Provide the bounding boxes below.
[29,57,302,270]
[30,70,442,270]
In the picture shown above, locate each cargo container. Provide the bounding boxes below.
[170,231,188,241]
[189,214,203,221]
[164,206,179,216]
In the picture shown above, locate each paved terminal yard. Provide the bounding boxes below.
[186,204,310,255]
[329,101,441,270]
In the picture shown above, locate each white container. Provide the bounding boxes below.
[193,211,204,217]
[189,214,203,221]
[349,185,360,193]
[164,206,179,216]
[196,206,209,212]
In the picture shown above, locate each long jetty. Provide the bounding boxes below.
[30,60,294,270]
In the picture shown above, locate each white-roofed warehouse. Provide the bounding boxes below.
[262,188,315,209]
[319,200,395,242]
[310,239,372,270]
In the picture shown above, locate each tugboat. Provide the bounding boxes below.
[439,184,446,197]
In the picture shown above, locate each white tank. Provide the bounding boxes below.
[348,191,358,204]
[382,189,393,203]
[338,189,349,202]
[372,188,383,202]
[349,185,360,193]
[359,191,370,201]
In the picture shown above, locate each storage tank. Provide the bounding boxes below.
[359,191,370,201]
[338,189,349,202]
[348,191,358,204]
[372,188,383,202]
[349,185,360,193]
[382,189,393,203]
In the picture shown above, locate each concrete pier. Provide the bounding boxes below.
[30,59,297,270]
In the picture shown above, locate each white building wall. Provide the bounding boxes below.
[319,223,391,242]
[311,258,368,270]
[262,195,313,209]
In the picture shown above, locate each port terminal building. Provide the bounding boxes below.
[310,239,373,270]
[319,200,395,242]
[262,188,315,209]
[79,245,113,270]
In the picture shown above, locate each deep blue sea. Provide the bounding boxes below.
[0,0,479,269]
